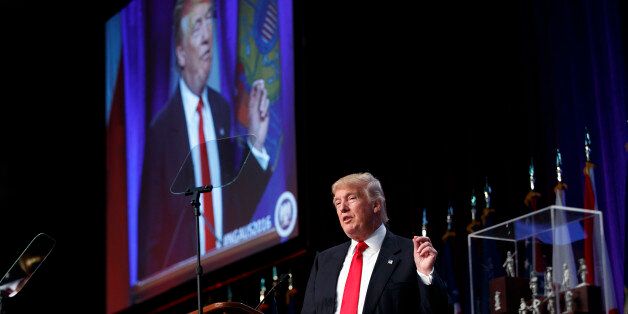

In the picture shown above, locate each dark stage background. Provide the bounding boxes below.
[0,1,625,313]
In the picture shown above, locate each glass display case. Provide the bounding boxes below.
[468,205,613,314]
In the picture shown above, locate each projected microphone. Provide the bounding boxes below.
[254,273,289,310]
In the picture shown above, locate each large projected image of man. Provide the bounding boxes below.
[137,0,272,280]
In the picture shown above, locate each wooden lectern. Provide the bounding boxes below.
[188,302,263,314]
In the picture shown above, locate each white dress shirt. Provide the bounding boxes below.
[180,79,224,251]
[334,224,433,314]
[335,224,385,314]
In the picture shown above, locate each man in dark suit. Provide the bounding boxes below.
[137,0,272,280]
[302,173,451,313]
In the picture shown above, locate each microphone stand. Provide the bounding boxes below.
[255,274,289,311]
[186,185,213,314]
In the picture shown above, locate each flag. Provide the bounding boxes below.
[554,182,567,207]
[583,161,597,284]
[478,180,498,314]
[552,164,578,293]
[582,128,598,292]
[467,191,482,313]
[105,16,130,314]
[524,160,544,274]
[523,190,541,211]
[523,190,545,273]
[441,206,461,314]
[583,160,618,314]
[285,272,298,314]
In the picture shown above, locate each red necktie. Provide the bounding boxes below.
[197,98,215,251]
[340,241,368,314]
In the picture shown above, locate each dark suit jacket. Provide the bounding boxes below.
[302,230,451,314]
[137,86,271,280]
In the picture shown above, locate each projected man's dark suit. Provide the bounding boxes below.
[137,86,271,280]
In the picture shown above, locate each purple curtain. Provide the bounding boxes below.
[517,0,626,308]
[121,0,147,286]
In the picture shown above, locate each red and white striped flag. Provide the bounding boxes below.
[582,131,618,313]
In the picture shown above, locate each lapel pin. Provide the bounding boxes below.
[387,259,393,265]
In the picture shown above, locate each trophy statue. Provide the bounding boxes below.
[556,257,602,313]
[518,298,527,314]
[503,251,515,277]
[564,290,573,313]
[530,298,541,314]
[529,271,539,297]
[546,288,556,314]
[494,290,502,311]
[547,296,556,314]
[489,250,529,313]
[561,263,571,290]
[544,267,554,297]
[577,258,587,287]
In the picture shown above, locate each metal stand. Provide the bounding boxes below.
[186,185,213,314]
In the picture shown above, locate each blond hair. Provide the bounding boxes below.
[332,172,389,223]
